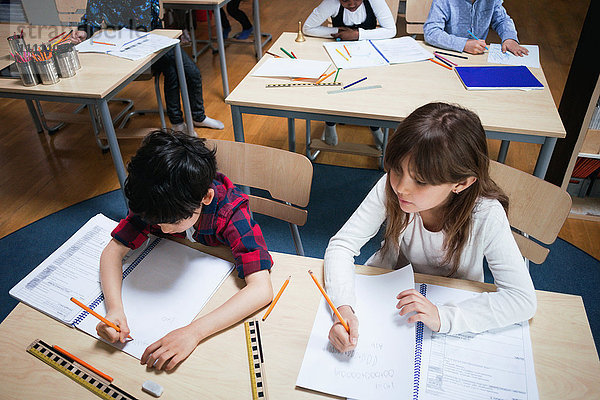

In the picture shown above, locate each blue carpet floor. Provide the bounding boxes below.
[1,163,598,354]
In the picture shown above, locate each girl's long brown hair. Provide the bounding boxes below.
[382,102,508,276]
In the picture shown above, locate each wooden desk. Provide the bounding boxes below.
[0,249,598,399]
[225,33,567,178]
[162,0,271,98]
[0,27,195,192]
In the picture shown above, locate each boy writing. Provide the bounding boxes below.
[98,130,273,371]
[423,0,529,56]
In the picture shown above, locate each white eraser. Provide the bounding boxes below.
[142,380,163,397]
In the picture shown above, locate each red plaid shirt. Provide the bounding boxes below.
[111,173,273,279]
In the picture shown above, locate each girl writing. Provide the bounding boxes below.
[324,102,536,352]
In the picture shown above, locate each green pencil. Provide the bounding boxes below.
[334,68,340,83]
[280,47,295,59]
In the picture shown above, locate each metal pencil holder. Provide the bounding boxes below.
[36,59,60,85]
[70,48,81,70]
[7,36,26,55]
[55,51,76,78]
[15,61,39,87]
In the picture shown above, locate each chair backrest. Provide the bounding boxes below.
[205,139,313,226]
[405,0,433,35]
[489,161,572,264]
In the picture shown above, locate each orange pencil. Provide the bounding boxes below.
[262,275,291,321]
[53,345,114,382]
[343,44,351,57]
[93,41,116,46]
[70,297,133,339]
[308,270,349,333]
[429,58,452,70]
[315,70,336,85]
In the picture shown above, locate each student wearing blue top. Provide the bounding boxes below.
[303,0,396,147]
[423,0,529,56]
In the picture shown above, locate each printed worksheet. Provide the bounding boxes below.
[487,44,540,68]
[296,266,416,400]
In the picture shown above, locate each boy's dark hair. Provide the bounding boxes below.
[124,130,217,225]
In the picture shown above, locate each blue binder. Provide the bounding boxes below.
[455,65,544,90]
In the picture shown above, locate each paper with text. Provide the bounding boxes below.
[416,284,539,400]
[296,266,416,399]
[75,238,234,359]
[251,58,332,79]
[487,44,540,68]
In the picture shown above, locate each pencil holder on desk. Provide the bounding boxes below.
[6,35,26,55]
[15,61,38,86]
[54,51,76,78]
[70,48,81,70]
[36,59,60,85]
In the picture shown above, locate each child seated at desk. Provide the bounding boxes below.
[423,0,529,56]
[324,102,536,353]
[302,0,396,147]
[98,130,273,370]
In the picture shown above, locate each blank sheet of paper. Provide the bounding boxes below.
[250,58,332,78]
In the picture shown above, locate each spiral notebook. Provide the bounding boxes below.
[296,268,538,400]
[10,214,235,359]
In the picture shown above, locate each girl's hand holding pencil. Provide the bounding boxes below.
[328,305,359,353]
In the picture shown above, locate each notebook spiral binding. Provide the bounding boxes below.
[72,238,161,327]
[412,283,427,400]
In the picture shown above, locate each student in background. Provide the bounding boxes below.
[220,0,253,40]
[423,0,529,56]
[70,0,224,131]
[324,102,536,352]
[98,131,273,370]
[302,0,396,147]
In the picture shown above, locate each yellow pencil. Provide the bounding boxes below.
[262,275,291,321]
[335,48,349,61]
[308,270,349,332]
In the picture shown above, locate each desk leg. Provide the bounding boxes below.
[533,136,557,179]
[98,100,127,193]
[213,6,230,98]
[25,99,43,133]
[288,118,296,152]
[252,0,263,59]
[231,105,245,142]
[174,43,195,137]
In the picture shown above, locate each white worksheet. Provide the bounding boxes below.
[251,58,332,79]
[487,44,541,68]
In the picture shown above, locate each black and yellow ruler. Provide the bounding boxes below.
[244,320,269,399]
[266,82,342,88]
[26,339,137,400]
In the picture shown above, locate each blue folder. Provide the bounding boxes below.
[454,65,544,90]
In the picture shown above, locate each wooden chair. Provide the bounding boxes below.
[405,0,433,36]
[205,139,313,256]
[489,160,572,264]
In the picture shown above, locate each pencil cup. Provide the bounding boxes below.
[15,61,38,87]
[70,48,81,70]
[7,36,26,55]
[55,51,76,78]
[36,59,60,85]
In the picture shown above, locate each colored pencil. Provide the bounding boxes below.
[434,50,468,60]
[315,69,336,84]
[333,68,340,83]
[291,51,297,58]
[70,297,133,339]
[262,275,291,321]
[308,270,349,332]
[343,44,351,57]
[429,58,452,70]
[434,53,457,66]
[342,76,367,89]
[265,51,281,58]
[434,54,453,68]
[467,30,488,50]
[93,41,116,46]
[53,345,114,382]
[280,47,295,59]
[369,40,389,63]
[120,32,149,51]
[335,48,349,61]
[49,30,68,42]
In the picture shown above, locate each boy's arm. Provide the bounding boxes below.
[98,239,132,342]
[423,0,468,52]
[140,269,273,371]
[490,2,519,44]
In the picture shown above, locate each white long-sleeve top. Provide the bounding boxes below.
[302,0,396,40]
[324,175,537,334]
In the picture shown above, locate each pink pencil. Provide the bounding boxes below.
[434,52,458,66]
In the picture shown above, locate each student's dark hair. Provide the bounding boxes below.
[382,102,508,276]
[124,130,217,225]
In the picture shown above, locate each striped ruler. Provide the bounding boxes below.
[266,82,342,88]
[244,320,269,399]
[26,339,137,400]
